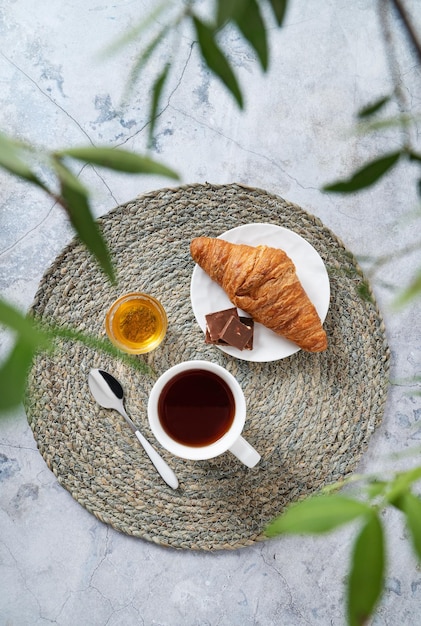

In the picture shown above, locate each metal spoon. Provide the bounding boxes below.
[88,368,179,490]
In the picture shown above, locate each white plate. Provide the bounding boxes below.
[190,223,330,362]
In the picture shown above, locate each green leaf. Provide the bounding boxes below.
[193,16,244,108]
[56,146,179,179]
[267,0,289,26]
[217,0,241,26]
[0,132,47,191]
[124,21,173,97]
[0,341,35,411]
[235,0,268,71]
[49,323,155,378]
[0,297,156,415]
[357,280,374,304]
[408,150,421,164]
[323,152,402,193]
[365,480,388,499]
[265,494,370,536]
[394,267,421,308]
[358,96,391,119]
[53,159,115,283]
[399,492,421,562]
[99,2,168,58]
[356,113,414,135]
[347,513,385,626]
[0,300,50,349]
[387,466,421,505]
[217,0,268,70]
[0,300,52,412]
[148,63,171,147]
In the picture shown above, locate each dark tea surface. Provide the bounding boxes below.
[158,369,235,447]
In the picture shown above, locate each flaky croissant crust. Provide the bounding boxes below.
[190,236,327,352]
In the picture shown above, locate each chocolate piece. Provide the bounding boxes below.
[205,327,228,345]
[219,315,253,350]
[239,316,254,350]
[204,308,255,351]
[205,307,238,342]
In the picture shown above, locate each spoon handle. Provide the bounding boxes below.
[135,430,179,490]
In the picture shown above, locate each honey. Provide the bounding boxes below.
[105,293,167,354]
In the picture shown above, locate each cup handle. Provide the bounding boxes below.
[229,436,261,468]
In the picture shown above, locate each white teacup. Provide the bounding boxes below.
[147,360,261,468]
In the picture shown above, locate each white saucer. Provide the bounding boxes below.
[190,223,330,362]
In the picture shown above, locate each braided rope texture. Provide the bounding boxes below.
[25,183,390,551]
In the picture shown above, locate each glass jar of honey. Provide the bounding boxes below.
[105,292,167,354]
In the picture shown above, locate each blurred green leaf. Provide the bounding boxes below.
[235,0,268,71]
[356,113,416,135]
[56,146,179,179]
[399,492,421,561]
[358,96,391,119]
[0,300,52,412]
[265,494,370,536]
[100,2,168,57]
[48,322,155,377]
[217,0,268,70]
[408,150,421,164]
[0,132,47,191]
[148,63,171,147]
[347,513,385,626]
[387,466,421,505]
[217,0,242,26]
[394,267,421,308]
[0,300,50,349]
[124,22,173,97]
[0,295,157,414]
[193,16,244,108]
[390,374,421,388]
[323,152,401,193]
[0,341,35,411]
[357,279,374,303]
[366,480,388,499]
[53,159,115,283]
[267,0,289,25]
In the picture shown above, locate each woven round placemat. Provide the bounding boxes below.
[25,183,390,551]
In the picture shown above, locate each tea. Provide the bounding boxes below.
[112,299,159,346]
[157,369,235,447]
[105,293,167,354]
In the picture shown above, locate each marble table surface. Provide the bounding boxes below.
[1,1,421,624]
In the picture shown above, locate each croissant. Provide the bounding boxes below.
[190,236,327,352]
